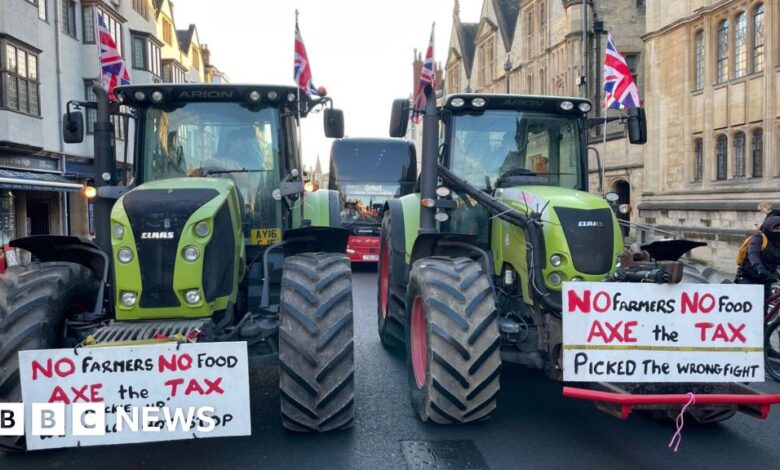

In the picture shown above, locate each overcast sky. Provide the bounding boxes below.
[174,0,483,169]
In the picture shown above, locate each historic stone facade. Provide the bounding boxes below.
[642,0,777,272]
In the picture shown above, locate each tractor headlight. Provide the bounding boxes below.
[121,291,137,307]
[471,97,486,108]
[550,254,563,267]
[450,97,465,107]
[194,221,210,237]
[182,246,200,262]
[151,90,164,103]
[185,289,201,305]
[578,102,592,113]
[571,276,584,282]
[112,223,125,239]
[560,100,574,111]
[249,90,261,102]
[117,247,133,264]
[133,91,146,101]
[548,272,563,286]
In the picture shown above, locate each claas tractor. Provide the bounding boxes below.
[0,84,354,451]
[378,89,779,425]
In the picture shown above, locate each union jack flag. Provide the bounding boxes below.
[294,12,320,98]
[96,10,130,101]
[603,32,639,110]
[413,24,435,124]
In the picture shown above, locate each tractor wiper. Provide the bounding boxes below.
[200,168,271,175]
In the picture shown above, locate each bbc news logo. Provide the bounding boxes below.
[0,403,222,436]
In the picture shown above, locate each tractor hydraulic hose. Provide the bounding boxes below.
[437,165,563,315]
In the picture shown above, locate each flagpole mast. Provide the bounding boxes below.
[295,9,303,175]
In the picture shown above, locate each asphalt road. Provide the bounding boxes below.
[4,266,780,469]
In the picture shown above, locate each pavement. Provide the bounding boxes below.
[4,265,780,469]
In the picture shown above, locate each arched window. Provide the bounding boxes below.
[752,129,763,177]
[716,134,728,180]
[733,131,746,177]
[717,19,729,83]
[752,3,765,73]
[694,138,703,181]
[694,30,704,91]
[735,12,747,78]
[539,2,547,49]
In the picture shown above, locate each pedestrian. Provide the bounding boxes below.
[756,202,780,230]
[736,215,780,300]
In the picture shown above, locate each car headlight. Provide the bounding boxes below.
[121,291,137,306]
[185,289,201,305]
[117,247,133,264]
[182,246,200,262]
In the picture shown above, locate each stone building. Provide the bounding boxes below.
[641,0,776,271]
[0,0,224,243]
[443,0,647,229]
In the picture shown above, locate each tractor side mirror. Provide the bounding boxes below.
[389,98,410,138]
[63,111,84,143]
[627,107,647,145]
[324,108,345,138]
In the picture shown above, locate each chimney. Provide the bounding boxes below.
[201,44,211,66]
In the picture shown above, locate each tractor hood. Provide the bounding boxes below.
[495,185,622,280]
[110,177,244,320]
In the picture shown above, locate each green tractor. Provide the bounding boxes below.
[0,84,355,450]
[378,90,774,425]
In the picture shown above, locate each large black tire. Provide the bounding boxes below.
[405,256,501,423]
[377,213,405,349]
[279,252,355,432]
[0,262,99,452]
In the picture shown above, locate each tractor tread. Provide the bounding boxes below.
[406,257,501,424]
[280,253,354,433]
[0,262,98,452]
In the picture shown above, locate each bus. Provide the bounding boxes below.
[328,138,416,263]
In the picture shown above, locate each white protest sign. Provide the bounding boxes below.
[562,282,764,382]
[19,341,250,450]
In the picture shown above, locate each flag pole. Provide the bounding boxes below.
[295,9,303,174]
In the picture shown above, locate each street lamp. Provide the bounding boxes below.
[504,56,512,94]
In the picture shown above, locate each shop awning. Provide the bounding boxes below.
[0,169,83,192]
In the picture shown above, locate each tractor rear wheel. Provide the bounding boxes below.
[377,213,405,349]
[279,252,355,432]
[405,257,501,424]
[0,262,99,452]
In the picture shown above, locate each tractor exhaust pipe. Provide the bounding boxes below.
[419,86,438,234]
[92,84,116,257]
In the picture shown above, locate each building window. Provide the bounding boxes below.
[624,53,640,82]
[734,12,747,78]
[694,138,703,182]
[716,19,728,83]
[733,131,746,178]
[191,48,201,70]
[83,7,122,54]
[35,0,47,21]
[132,0,148,19]
[751,129,763,177]
[526,10,535,58]
[1,40,41,116]
[752,4,765,73]
[446,63,461,94]
[539,68,546,94]
[477,37,494,88]
[715,134,727,180]
[162,62,186,83]
[131,35,161,77]
[694,30,704,91]
[539,2,547,49]
[526,74,533,94]
[162,20,173,46]
[62,0,77,38]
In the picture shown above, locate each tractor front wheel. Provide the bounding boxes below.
[279,252,355,432]
[0,262,99,452]
[405,257,501,424]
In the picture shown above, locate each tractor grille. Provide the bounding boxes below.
[202,202,235,302]
[555,207,615,275]
[123,188,219,308]
[92,319,211,343]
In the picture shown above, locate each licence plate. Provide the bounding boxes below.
[363,255,379,261]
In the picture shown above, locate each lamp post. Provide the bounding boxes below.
[504,56,512,94]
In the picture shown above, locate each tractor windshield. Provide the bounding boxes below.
[449,110,583,190]
[140,102,282,240]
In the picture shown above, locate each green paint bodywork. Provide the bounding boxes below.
[397,185,622,308]
[110,178,244,320]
